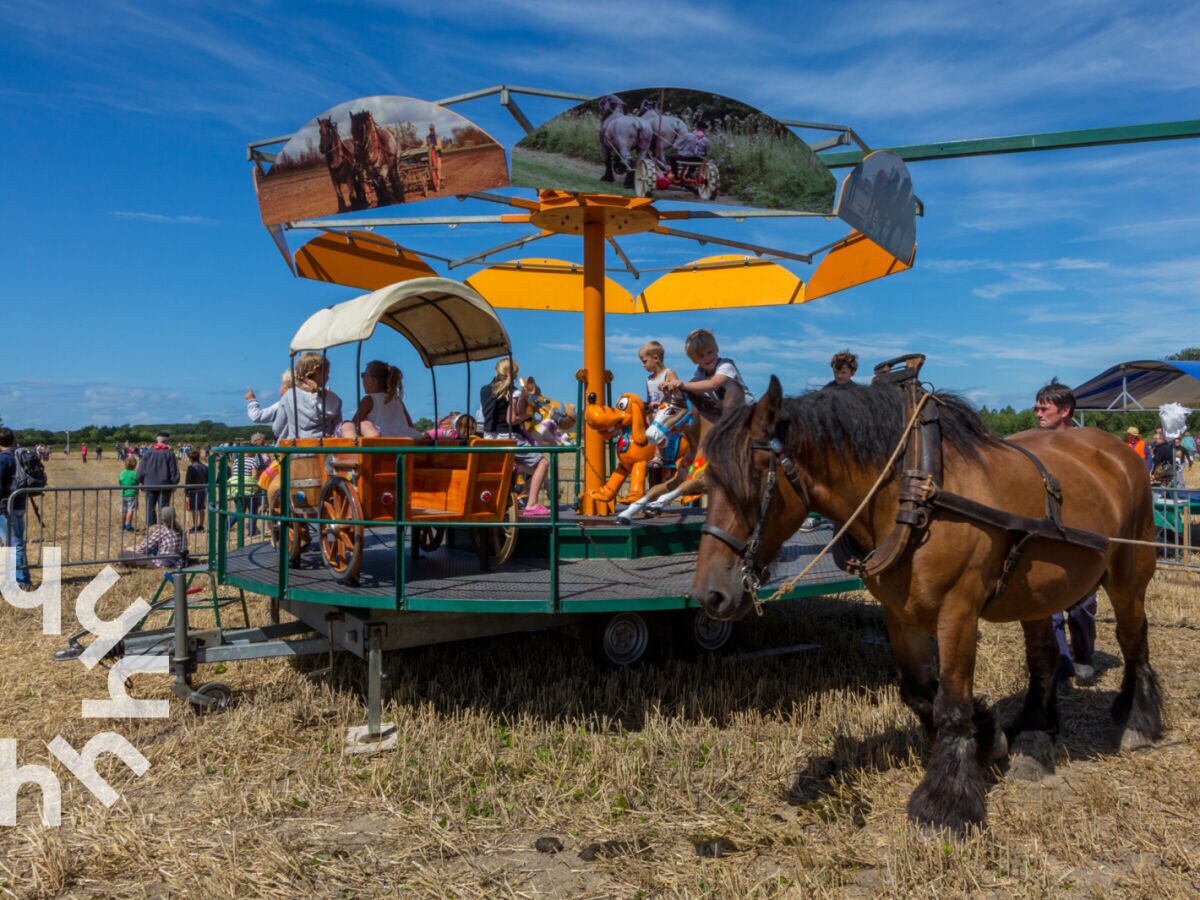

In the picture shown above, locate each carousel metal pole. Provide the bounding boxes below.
[580,213,608,516]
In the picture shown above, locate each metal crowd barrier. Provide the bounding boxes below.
[3,454,270,569]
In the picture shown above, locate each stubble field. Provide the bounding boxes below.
[0,457,1198,897]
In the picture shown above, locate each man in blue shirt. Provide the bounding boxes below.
[0,427,32,588]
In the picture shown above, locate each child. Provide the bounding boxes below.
[341,359,423,440]
[639,340,682,411]
[826,350,858,388]
[661,328,753,418]
[119,506,185,569]
[279,352,343,439]
[454,414,478,442]
[184,448,208,533]
[119,456,139,532]
[639,340,684,470]
[246,369,294,440]
[481,358,551,516]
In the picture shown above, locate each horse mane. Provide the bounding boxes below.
[704,382,1002,518]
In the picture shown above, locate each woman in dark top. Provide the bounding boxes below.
[184,448,208,533]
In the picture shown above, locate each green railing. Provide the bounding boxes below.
[209,442,577,610]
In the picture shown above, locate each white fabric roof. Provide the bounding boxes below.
[289,277,511,367]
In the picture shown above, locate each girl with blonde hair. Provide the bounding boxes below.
[480,357,551,516]
[342,359,422,439]
[279,352,343,439]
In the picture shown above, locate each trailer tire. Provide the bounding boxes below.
[191,681,231,714]
[590,611,660,667]
[672,607,735,658]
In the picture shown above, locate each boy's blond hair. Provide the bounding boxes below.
[638,340,664,360]
[684,328,717,360]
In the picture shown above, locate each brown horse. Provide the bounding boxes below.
[693,367,1163,833]
[317,117,365,212]
[350,110,403,205]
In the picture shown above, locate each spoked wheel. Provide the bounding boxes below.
[471,490,520,568]
[634,158,656,197]
[415,526,445,553]
[673,607,735,658]
[267,489,306,566]
[697,161,719,201]
[319,476,363,584]
[591,611,659,667]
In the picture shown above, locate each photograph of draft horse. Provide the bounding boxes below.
[694,355,1164,833]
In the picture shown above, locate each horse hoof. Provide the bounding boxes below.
[1007,731,1055,780]
[615,515,631,526]
[1119,728,1153,751]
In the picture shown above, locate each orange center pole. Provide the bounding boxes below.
[580,214,608,515]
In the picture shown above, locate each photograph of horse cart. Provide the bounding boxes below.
[20,63,1200,893]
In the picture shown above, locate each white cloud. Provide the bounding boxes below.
[113,211,211,224]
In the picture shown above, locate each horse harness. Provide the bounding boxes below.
[702,354,1110,607]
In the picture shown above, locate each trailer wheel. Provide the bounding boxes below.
[674,607,735,657]
[191,681,231,714]
[319,477,363,584]
[592,611,658,667]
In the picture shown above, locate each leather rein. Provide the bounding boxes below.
[701,354,1110,610]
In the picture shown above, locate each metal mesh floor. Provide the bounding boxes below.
[223,515,856,603]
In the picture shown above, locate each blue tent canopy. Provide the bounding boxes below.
[1073,360,1200,410]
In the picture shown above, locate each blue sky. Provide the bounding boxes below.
[1,0,1198,431]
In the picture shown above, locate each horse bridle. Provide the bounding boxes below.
[699,435,809,597]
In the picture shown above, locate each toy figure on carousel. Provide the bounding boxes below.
[617,398,705,524]
[582,393,660,507]
[520,377,577,445]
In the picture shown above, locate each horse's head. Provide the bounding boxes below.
[598,94,624,120]
[645,400,692,447]
[317,117,336,150]
[693,376,811,620]
[349,110,372,144]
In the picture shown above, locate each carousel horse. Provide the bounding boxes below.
[616,399,704,524]
[583,393,659,504]
[693,357,1162,833]
[317,116,365,212]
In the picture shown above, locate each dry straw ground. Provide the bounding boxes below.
[1,457,1198,897]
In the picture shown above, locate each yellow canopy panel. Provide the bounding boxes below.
[635,255,803,313]
[294,230,436,290]
[806,231,913,302]
[289,277,511,367]
[467,259,635,314]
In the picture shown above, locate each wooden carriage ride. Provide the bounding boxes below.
[266,277,520,584]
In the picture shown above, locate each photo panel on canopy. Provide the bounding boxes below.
[256,95,509,226]
[512,87,836,213]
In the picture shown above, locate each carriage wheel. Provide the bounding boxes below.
[471,491,520,568]
[633,158,656,198]
[416,526,445,553]
[697,161,719,201]
[319,476,363,584]
[267,490,306,566]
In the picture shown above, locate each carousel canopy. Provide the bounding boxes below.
[1073,359,1200,410]
[289,277,511,367]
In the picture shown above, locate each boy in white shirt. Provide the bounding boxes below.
[661,328,753,419]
